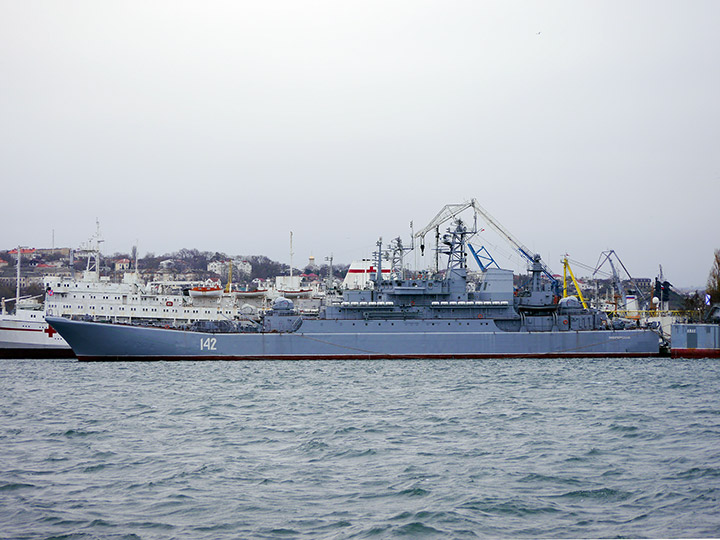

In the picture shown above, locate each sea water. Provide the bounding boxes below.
[1,357,719,539]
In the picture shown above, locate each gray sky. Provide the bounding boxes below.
[2,1,718,287]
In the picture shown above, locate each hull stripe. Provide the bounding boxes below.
[77,352,659,362]
[0,348,75,359]
[671,348,720,359]
[0,326,44,333]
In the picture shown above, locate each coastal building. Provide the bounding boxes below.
[0,276,37,288]
[113,259,131,271]
[235,260,252,277]
[207,260,226,275]
[208,259,252,278]
[35,248,71,258]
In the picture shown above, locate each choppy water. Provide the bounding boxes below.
[1,358,720,539]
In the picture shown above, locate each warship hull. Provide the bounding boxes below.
[47,316,659,361]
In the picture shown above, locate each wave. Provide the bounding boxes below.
[459,498,561,516]
[555,487,634,502]
[0,482,35,491]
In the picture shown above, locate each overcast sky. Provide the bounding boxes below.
[2,1,718,287]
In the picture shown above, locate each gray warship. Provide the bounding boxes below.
[47,209,660,360]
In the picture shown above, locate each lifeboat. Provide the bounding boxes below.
[189,282,223,298]
[235,288,268,298]
[277,288,312,298]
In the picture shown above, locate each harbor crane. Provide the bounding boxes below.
[593,250,647,311]
[562,256,588,309]
[413,199,559,293]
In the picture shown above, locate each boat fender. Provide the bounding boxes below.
[166,301,173,307]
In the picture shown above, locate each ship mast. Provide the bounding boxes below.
[289,231,294,279]
[76,219,104,281]
[439,219,472,283]
[374,238,383,284]
[325,254,334,291]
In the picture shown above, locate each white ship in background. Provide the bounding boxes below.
[342,259,391,289]
[1,246,72,357]
[0,294,70,357]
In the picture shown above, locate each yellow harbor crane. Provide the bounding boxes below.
[225,260,233,293]
[562,256,588,309]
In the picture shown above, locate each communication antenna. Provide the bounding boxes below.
[289,231,294,279]
[325,254,334,290]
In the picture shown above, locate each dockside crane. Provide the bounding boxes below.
[593,250,647,311]
[413,199,559,293]
[562,256,588,309]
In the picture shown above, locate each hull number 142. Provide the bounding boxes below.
[200,337,217,351]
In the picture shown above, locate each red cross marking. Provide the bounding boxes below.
[44,326,57,338]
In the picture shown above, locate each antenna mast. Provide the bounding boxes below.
[289,231,294,279]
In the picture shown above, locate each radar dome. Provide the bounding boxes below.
[272,297,294,311]
[558,296,581,309]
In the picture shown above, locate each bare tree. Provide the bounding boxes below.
[707,249,720,303]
